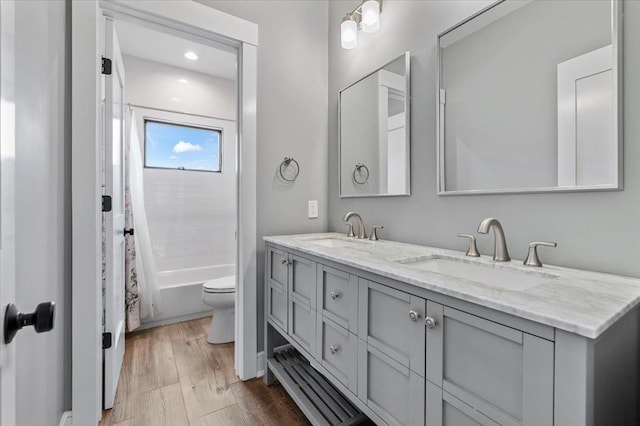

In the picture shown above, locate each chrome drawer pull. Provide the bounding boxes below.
[409,310,421,322]
[329,345,340,355]
[330,291,341,300]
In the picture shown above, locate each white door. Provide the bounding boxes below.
[0,1,16,424]
[103,17,126,410]
[557,44,615,187]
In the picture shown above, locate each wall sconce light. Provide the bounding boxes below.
[340,0,382,50]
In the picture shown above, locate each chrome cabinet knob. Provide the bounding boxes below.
[281,259,288,265]
[409,310,421,322]
[329,345,340,355]
[330,291,341,300]
[425,316,437,329]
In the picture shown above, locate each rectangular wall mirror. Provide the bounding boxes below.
[437,0,622,195]
[340,51,411,198]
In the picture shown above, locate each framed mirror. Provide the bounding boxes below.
[437,0,622,195]
[340,51,411,198]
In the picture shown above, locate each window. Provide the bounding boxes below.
[144,120,222,172]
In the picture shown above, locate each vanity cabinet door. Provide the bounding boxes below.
[317,265,358,333]
[266,246,288,333]
[289,254,316,308]
[426,302,554,426]
[266,246,288,288]
[315,314,358,393]
[358,279,426,376]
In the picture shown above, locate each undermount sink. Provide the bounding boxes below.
[395,255,557,291]
[304,237,369,248]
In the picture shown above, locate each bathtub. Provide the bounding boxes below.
[139,264,236,330]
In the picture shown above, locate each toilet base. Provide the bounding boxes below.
[207,307,235,344]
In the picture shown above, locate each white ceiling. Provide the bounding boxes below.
[115,20,237,80]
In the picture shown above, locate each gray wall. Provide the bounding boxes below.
[198,1,329,350]
[328,0,640,279]
[15,0,71,424]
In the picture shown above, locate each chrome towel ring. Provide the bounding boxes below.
[352,163,369,185]
[279,157,300,182]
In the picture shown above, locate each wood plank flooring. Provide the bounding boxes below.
[99,317,310,426]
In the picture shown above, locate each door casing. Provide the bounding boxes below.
[0,1,17,424]
[71,1,258,424]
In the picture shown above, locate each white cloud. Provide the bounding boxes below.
[169,155,178,160]
[173,141,202,154]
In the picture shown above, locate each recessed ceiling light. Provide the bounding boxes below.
[172,97,181,102]
[184,51,198,60]
[178,78,188,84]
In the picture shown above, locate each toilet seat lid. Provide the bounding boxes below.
[203,276,235,293]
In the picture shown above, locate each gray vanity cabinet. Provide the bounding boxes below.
[356,279,426,426]
[425,301,554,426]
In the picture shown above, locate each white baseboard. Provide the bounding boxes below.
[136,311,212,331]
[257,343,293,378]
[59,411,72,426]
[256,351,265,377]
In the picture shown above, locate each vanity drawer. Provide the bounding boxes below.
[426,302,554,426]
[266,246,288,288]
[358,279,426,376]
[289,254,316,308]
[288,296,315,356]
[317,264,358,333]
[315,314,357,393]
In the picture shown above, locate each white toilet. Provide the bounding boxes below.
[201,276,236,344]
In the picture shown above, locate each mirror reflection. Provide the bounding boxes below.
[438,0,621,194]
[340,52,410,197]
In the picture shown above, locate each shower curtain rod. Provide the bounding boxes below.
[127,103,236,123]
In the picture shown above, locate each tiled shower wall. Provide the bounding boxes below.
[123,55,237,276]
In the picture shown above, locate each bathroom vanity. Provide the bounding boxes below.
[263,233,640,426]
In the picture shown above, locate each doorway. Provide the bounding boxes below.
[71,2,258,424]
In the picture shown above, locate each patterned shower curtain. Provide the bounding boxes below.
[124,126,141,332]
[124,168,140,331]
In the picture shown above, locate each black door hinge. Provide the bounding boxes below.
[102,332,112,350]
[101,57,112,75]
[102,195,112,212]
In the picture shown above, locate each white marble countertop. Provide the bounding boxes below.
[264,232,640,339]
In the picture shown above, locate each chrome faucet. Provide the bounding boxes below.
[343,212,367,239]
[477,218,511,262]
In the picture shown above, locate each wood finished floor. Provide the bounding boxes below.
[99,317,310,426]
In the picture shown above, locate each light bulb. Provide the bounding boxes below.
[341,15,358,49]
[361,0,380,33]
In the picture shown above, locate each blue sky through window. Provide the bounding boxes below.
[145,120,221,172]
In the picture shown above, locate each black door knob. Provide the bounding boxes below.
[124,228,134,236]
[4,301,55,344]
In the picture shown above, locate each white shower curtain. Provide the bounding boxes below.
[126,111,160,328]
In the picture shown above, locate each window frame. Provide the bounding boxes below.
[143,117,224,173]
